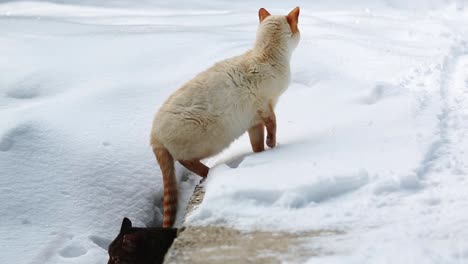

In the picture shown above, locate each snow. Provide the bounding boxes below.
[1,1,468,263]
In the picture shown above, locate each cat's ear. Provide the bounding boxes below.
[122,233,138,252]
[258,8,271,23]
[286,7,300,33]
[120,217,132,233]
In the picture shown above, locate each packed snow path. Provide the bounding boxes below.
[1,1,468,263]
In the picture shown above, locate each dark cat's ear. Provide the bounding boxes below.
[120,217,132,233]
[258,8,271,23]
[122,233,140,252]
[286,7,300,33]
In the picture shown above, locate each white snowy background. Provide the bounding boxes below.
[1,0,468,263]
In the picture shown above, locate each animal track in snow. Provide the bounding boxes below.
[6,74,44,99]
[286,170,369,204]
[359,82,403,105]
[6,86,40,99]
[421,197,441,206]
[397,62,442,116]
[230,170,370,209]
[59,243,87,258]
[5,72,65,100]
[0,124,31,151]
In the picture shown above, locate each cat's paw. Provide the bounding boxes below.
[266,135,276,148]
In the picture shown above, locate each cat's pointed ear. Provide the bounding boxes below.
[122,234,138,252]
[120,217,132,233]
[286,7,300,33]
[258,8,271,23]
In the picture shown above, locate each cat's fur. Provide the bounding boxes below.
[107,218,178,264]
[151,7,300,227]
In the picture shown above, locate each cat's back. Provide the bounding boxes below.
[165,51,259,107]
[155,51,262,130]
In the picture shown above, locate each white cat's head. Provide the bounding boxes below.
[255,7,300,55]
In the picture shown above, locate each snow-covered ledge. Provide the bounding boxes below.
[163,183,343,263]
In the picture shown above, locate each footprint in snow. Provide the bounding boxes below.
[421,197,441,206]
[359,82,402,105]
[292,69,322,87]
[5,72,65,100]
[6,85,40,99]
[0,124,31,152]
[5,73,45,99]
[59,243,87,258]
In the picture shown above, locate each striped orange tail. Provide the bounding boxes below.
[153,147,177,227]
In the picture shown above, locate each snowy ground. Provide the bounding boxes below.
[1,1,468,263]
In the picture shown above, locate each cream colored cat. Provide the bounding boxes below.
[151,7,300,227]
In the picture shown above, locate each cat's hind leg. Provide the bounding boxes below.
[179,160,209,178]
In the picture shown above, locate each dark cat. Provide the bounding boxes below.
[108,218,178,264]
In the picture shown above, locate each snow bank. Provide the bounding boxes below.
[187,2,468,263]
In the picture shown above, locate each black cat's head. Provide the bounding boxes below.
[107,218,178,264]
[108,217,137,264]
